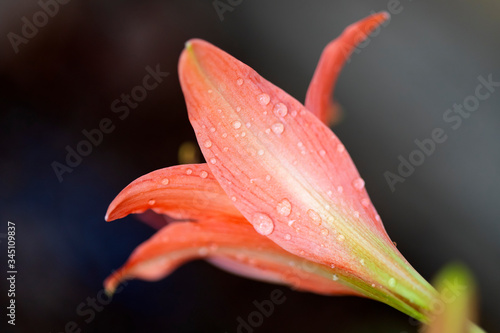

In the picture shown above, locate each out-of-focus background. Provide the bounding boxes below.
[1,0,499,332]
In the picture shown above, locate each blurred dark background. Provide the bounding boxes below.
[1,0,499,332]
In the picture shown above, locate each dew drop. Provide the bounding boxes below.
[236,78,243,86]
[231,196,237,202]
[319,150,326,157]
[273,103,288,117]
[388,277,396,287]
[288,220,295,226]
[321,229,329,236]
[307,209,322,225]
[353,211,360,218]
[204,140,212,148]
[186,168,193,175]
[236,106,241,112]
[265,175,271,181]
[210,158,217,164]
[375,214,381,222]
[148,199,156,206]
[291,110,298,117]
[223,147,229,152]
[245,122,251,128]
[257,93,270,106]
[337,234,345,242]
[276,199,292,217]
[284,233,292,241]
[161,178,170,185]
[252,213,275,236]
[208,89,213,94]
[361,198,370,207]
[332,274,339,281]
[271,122,284,134]
[353,178,365,190]
[222,133,228,138]
[337,143,345,153]
[232,121,242,129]
[200,171,208,179]
[360,259,365,266]
[198,247,209,256]
[210,127,216,133]
[257,149,264,156]
[337,186,343,194]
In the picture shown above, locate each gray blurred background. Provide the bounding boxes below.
[0,0,499,332]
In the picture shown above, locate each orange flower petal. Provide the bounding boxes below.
[305,12,389,125]
[179,38,391,270]
[105,164,241,222]
[104,216,360,296]
[179,38,437,319]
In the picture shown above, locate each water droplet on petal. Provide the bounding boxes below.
[332,274,339,281]
[375,214,381,222]
[337,234,345,242]
[319,150,326,157]
[257,149,264,156]
[210,158,217,164]
[236,78,243,86]
[271,122,284,134]
[186,169,193,175]
[353,178,365,190]
[337,144,345,153]
[273,103,288,117]
[232,121,242,129]
[200,171,208,179]
[288,220,295,226]
[204,140,212,148]
[321,229,329,236]
[337,186,343,194]
[353,211,360,218]
[361,198,370,207]
[388,277,396,287]
[307,209,322,225]
[208,89,213,94]
[198,247,209,256]
[236,106,241,112]
[210,127,216,133]
[276,199,292,216]
[284,234,292,241]
[257,93,270,106]
[252,213,274,236]
[148,199,156,205]
[360,259,365,265]
[161,178,170,185]
[265,175,271,181]
[222,133,228,138]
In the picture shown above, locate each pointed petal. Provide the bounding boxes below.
[105,164,241,222]
[179,38,436,320]
[305,12,390,125]
[104,217,360,296]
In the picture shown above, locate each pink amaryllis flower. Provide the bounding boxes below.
[104,13,439,323]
